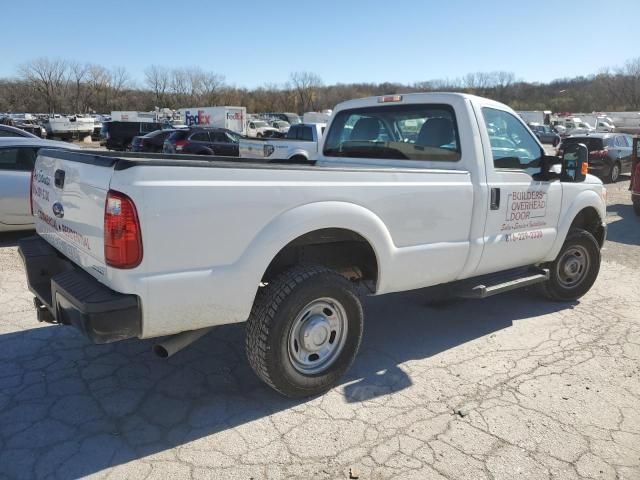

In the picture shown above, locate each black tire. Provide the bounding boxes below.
[605,161,621,183]
[246,265,364,398]
[539,228,601,301]
[289,155,308,163]
[633,198,640,216]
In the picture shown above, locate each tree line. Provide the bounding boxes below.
[1,57,640,115]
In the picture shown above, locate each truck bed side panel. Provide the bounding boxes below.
[109,165,473,338]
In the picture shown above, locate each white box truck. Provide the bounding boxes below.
[179,106,247,136]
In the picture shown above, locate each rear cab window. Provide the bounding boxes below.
[323,104,460,161]
[301,126,313,141]
[0,147,38,171]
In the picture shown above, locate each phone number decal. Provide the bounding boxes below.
[505,230,543,242]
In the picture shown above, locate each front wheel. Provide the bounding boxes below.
[539,228,601,301]
[246,265,363,398]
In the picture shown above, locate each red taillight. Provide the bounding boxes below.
[175,140,187,151]
[29,169,35,215]
[104,190,142,269]
[589,149,608,158]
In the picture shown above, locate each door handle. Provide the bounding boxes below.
[54,169,65,189]
[490,187,500,210]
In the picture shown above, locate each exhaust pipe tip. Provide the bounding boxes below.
[152,327,213,359]
[153,344,169,358]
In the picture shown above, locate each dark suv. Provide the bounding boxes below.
[131,129,183,153]
[559,133,633,183]
[163,128,240,156]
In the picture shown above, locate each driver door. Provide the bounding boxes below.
[475,107,562,276]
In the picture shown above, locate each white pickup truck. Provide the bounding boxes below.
[19,93,607,398]
[239,123,325,161]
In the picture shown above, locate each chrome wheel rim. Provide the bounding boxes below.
[557,245,590,288]
[288,297,348,375]
[611,164,620,182]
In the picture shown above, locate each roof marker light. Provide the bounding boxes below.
[378,95,403,103]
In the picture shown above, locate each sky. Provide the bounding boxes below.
[2,0,639,88]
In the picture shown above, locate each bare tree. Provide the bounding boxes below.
[290,71,323,112]
[18,58,69,113]
[109,67,130,109]
[69,62,90,112]
[85,65,111,112]
[144,65,170,107]
[200,72,225,106]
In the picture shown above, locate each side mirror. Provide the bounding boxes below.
[561,143,588,182]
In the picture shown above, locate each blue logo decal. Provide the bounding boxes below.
[52,202,64,218]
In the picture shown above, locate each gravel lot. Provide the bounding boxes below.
[0,177,638,480]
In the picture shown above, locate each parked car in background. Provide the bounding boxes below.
[1,117,46,138]
[15,119,47,138]
[131,129,184,153]
[163,127,240,156]
[0,124,39,138]
[265,112,301,125]
[246,120,278,138]
[0,137,79,232]
[239,123,325,161]
[101,121,163,150]
[558,133,633,183]
[528,123,561,146]
[270,120,291,134]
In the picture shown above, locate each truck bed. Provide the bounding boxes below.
[33,147,474,338]
[40,148,451,175]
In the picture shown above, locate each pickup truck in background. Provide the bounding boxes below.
[239,122,325,161]
[19,93,607,398]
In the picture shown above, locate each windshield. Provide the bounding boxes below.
[323,104,460,161]
[253,121,267,128]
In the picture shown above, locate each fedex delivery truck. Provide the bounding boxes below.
[179,106,247,136]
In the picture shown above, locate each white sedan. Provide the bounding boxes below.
[0,137,79,232]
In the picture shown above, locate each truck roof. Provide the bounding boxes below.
[334,92,508,112]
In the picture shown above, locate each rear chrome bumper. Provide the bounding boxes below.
[18,236,141,344]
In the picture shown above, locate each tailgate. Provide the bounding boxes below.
[32,149,114,278]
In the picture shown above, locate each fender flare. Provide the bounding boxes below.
[545,189,605,261]
[233,201,395,296]
[287,149,310,160]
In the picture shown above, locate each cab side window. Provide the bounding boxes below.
[482,108,543,174]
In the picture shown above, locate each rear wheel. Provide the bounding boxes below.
[539,228,600,301]
[633,197,640,216]
[246,265,363,398]
[605,161,621,183]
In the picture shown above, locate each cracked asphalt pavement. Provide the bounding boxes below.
[0,178,639,480]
